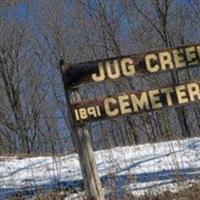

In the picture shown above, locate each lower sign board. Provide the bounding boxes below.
[72,81,200,124]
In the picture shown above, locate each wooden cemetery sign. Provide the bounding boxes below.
[60,43,200,200]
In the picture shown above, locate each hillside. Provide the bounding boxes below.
[1,138,200,199]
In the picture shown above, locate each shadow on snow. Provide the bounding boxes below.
[1,167,200,199]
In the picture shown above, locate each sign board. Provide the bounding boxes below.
[72,81,200,124]
[62,44,200,87]
[61,43,200,200]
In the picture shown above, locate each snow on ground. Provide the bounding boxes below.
[1,138,200,199]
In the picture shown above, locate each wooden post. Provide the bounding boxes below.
[60,63,105,200]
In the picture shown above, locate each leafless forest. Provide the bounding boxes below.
[1,0,200,155]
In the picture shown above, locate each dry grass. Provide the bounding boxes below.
[9,182,200,200]
[124,182,200,200]
[0,152,75,159]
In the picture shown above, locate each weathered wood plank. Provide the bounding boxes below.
[62,44,200,87]
[71,80,200,124]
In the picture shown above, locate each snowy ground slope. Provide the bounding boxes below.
[1,138,200,199]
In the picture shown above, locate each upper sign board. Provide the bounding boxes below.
[62,44,200,87]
